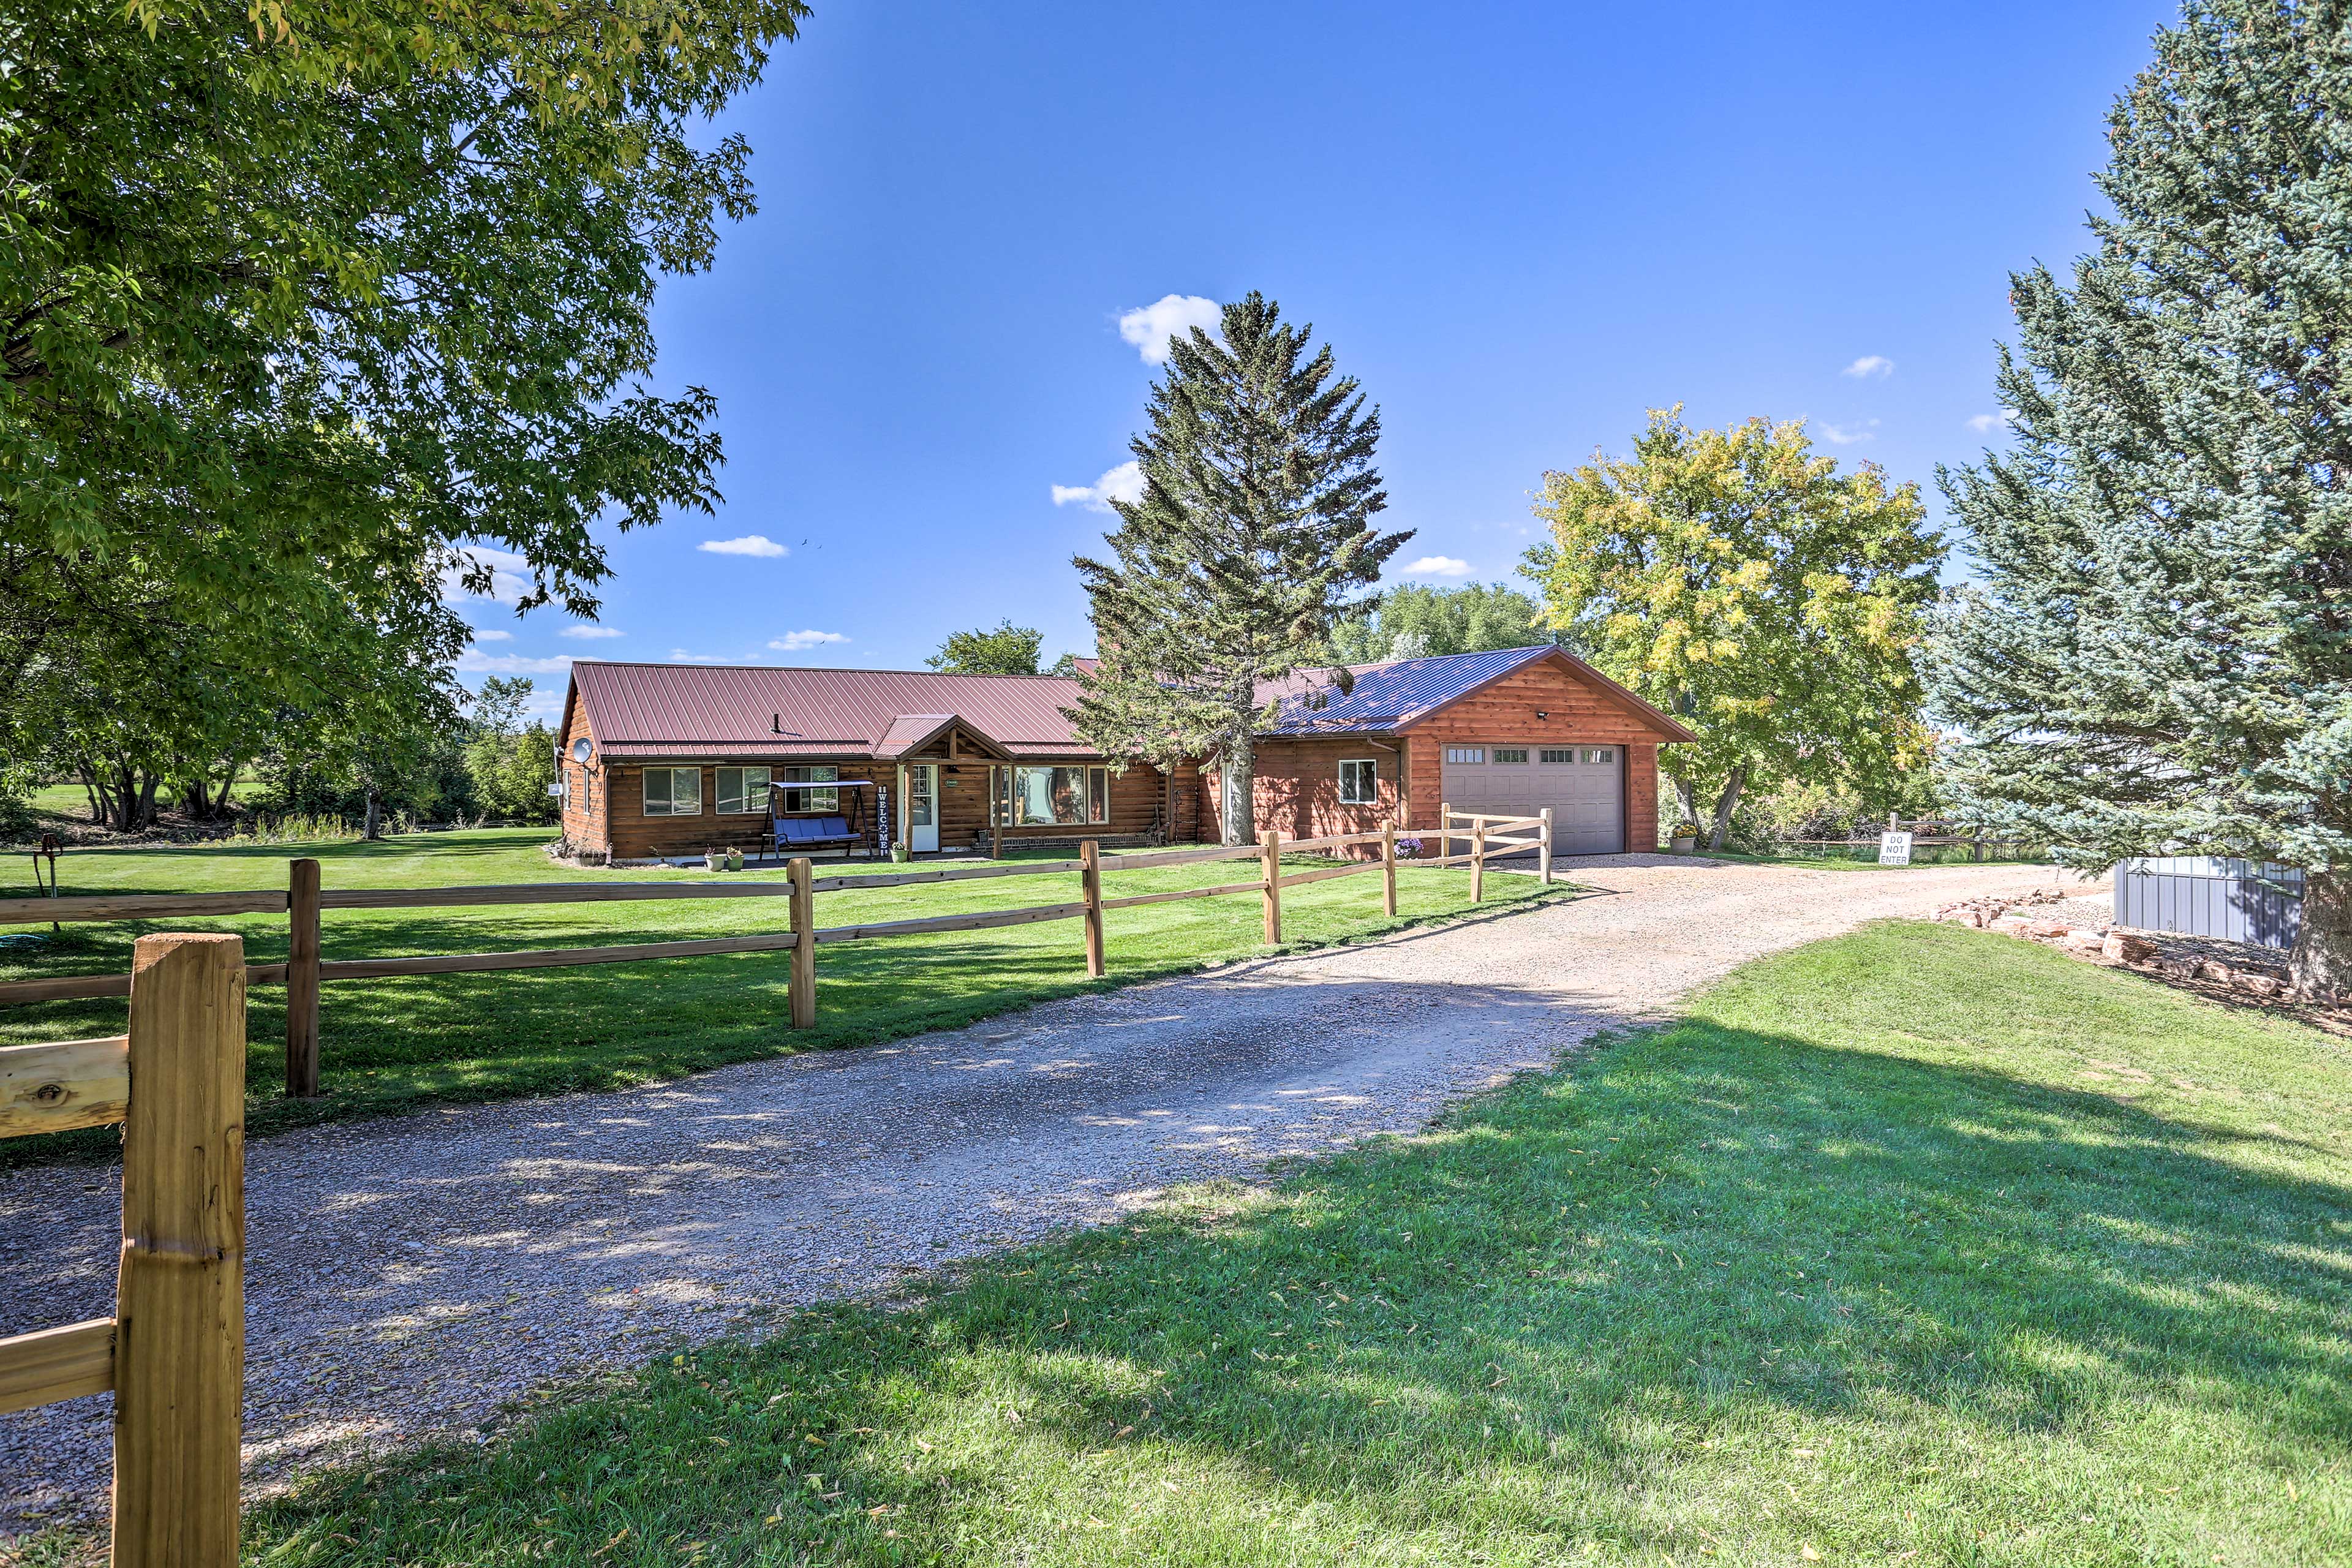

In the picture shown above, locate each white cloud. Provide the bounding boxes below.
[560,624,625,639]
[1051,459,1146,513]
[1117,295,1221,365]
[442,545,534,606]
[1967,413,2006,433]
[668,649,728,663]
[1819,419,1880,445]
[698,535,789,558]
[456,651,575,675]
[1401,556,1473,578]
[1841,355,1895,379]
[769,630,849,652]
[469,627,514,643]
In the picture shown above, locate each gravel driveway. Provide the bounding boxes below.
[0,856,2079,1530]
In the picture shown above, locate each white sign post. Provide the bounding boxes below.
[1878,830,1913,867]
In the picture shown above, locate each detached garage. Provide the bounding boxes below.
[1211,644,1695,855]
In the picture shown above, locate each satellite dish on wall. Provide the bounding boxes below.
[571,737,594,764]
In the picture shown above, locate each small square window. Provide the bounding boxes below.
[1338,758,1379,805]
[1491,747,1529,765]
[1582,747,1616,766]
[643,766,702,817]
[1539,748,1574,765]
[715,766,771,814]
[1445,747,1485,765]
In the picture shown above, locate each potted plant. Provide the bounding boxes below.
[704,848,725,872]
[891,843,912,864]
[725,848,744,872]
[1669,823,1699,854]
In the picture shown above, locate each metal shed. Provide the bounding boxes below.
[2114,857,2304,949]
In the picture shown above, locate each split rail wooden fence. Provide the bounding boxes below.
[0,933,247,1567]
[0,818,1553,1099]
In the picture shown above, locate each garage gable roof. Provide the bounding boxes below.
[1260,645,1695,742]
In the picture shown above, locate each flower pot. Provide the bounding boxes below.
[704,850,724,872]
[1669,831,1698,855]
[891,845,912,864]
[726,848,744,872]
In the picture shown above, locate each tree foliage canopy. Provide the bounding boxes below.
[928,620,1044,676]
[1071,293,1409,841]
[1,0,802,810]
[1526,410,1943,846]
[1329,581,1556,665]
[1928,0,2352,984]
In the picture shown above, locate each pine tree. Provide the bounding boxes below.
[1072,293,1409,842]
[1932,0,2352,989]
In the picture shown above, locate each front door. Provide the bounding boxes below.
[908,764,939,853]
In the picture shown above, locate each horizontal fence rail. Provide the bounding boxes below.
[0,817,1551,1098]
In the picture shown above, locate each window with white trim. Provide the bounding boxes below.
[779,766,839,813]
[715,766,772,814]
[1492,747,1529,764]
[1338,758,1378,805]
[642,766,702,816]
[1002,765,1110,826]
[1444,747,1485,764]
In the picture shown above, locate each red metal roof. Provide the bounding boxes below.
[568,662,1097,761]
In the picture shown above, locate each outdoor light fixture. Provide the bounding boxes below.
[1535,709,1548,720]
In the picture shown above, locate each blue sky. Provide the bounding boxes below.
[456,0,2179,712]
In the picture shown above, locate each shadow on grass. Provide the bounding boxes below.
[242,932,2352,1566]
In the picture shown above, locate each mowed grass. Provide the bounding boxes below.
[219,921,2352,1567]
[0,829,1561,1159]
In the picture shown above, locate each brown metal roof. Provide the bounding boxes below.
[569,662,1097,761]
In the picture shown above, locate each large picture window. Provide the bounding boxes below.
[642,767,702,817]
[1005,765,1110,826]
[779,766,839,813]
[1338,758,1378,805]
[715,766,771,814]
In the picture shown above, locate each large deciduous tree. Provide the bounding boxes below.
[1930,0,2352,991]
[1527,410,1943,850]
[1071,293,1409,843]
[1329,581,1559,665]
[1,0,803,786]
[928,620,1045,675]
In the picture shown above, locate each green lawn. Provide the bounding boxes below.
[212,921,2352,1566]
[0,829,1562,1160]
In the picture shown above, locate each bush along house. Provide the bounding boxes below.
[554,646,1691,864]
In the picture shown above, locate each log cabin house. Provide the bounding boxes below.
[556,647,1691,863]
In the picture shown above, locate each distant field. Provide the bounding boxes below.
[0,828,1564,1158]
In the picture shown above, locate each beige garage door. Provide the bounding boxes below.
[1441,744,1623,855]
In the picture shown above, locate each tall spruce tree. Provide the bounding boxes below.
[1071,294,1408,842]
[1932,0,2352,989]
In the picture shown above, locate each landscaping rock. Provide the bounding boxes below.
[2062,930,2108,956]
[2103,932,2155,963]
[2026,919,2070,940]
[1990,914,2035,935]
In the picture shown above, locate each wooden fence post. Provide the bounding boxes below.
[788,858,816,1029]
[285,858,321,1098]
[1261,831,1283,945]
[1381,823,1398,917]
[113,932,246,1568]
[1538,808,1554,886]
[1080,839,1106,979]
[1439,801,1450,864]
[1471,820,1487,903]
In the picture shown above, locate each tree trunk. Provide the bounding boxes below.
[364,789,382,841]
[1705,766,1748,852]
[1219,746,1255,846]
[2291,869,2352,997]
[1673,775,1698,832]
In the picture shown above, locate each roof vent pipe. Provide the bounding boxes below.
[772,712,781,734]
